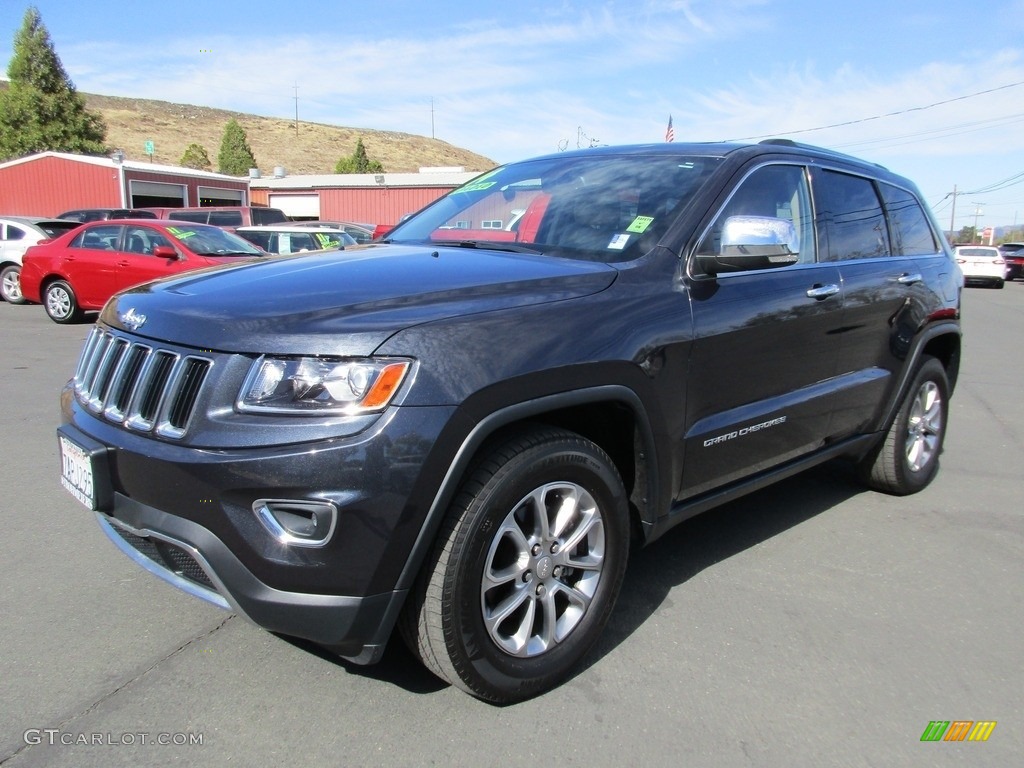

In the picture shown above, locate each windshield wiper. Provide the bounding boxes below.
[431,240,541,255]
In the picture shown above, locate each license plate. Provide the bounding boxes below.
[60,434,96,509]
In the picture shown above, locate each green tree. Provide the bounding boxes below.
[0,6,106,160]
[957,225,976,244]
[217,118,257,175]
[334,137,384,173]
[180,142,212,170]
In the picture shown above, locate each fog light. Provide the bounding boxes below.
[253,499,337,547]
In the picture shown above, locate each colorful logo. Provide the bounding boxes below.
[920,721,996,742]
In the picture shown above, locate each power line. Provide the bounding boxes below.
[723,80,1024,142]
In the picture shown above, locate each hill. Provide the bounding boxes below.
[72,91,497,175]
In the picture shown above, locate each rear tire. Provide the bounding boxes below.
[0,265,26,304]
[400,426,629,703]
[43,280,84,324]
[857,356,949,495]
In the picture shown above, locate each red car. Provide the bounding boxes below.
[20,219,264,323]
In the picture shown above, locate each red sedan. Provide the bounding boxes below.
[20,219,264,323]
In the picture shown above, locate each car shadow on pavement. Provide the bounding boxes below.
[588,459,866,668]
[278,459,867,700]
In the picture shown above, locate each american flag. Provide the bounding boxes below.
[665,115,675,143]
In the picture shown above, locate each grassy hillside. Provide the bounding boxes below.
[1,83,496,174]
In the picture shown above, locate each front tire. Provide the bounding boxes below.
[401,427,629,703]
[43,280,83,324]
[0,265,27,304]
[858,356,949,495]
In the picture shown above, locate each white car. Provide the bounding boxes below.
[954,245,1007,289]
[234,225,357,255]
[0,216,82,303]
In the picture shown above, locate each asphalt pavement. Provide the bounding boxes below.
[0,285,1020,767]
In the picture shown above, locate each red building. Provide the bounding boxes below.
[0,151,252,216]
[248,167,480,227]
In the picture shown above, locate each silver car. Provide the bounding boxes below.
[0,216,82,303]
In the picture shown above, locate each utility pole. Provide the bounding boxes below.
[949,184,957,240]
[972,203,985,243]
[293,83,299,136]
[431,98,435,139]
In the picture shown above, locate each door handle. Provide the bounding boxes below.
[897,272,922,285]
[806,283,840,300]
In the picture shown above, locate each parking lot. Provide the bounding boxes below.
[1,285,1020,767]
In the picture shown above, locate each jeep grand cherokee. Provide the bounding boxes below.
[58,140,962,703]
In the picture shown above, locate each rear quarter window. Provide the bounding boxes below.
[879,184,939,256]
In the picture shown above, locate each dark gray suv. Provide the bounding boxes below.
[58,140,962,702]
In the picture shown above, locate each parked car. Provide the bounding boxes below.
[235,225,357,255]
[292,220,374,244]
[0,216,82,303]
[57,140,961,703]
[954,245,1006,288]
[997,242,1024,280]
[148,206,289,230]
[20,219,263,323]
[57,208,158,222]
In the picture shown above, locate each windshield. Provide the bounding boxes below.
[166,225,264,257]
[387,152,721,262]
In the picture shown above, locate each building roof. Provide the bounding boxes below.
[0,151,248,182]
[249,170,481,190]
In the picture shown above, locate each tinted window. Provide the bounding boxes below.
[208,210,243,226]
[37,221,80,238]
[3,225,25,241]
[697,163,816,264]
[879,184,938,256]
[816,170,890,260]
[252,208,288,225]
[170,211,210,223]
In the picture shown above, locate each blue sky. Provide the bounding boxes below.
[3,0,1024,231]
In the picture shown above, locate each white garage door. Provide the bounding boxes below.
[269,194,320,218]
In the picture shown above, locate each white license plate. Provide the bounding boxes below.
[60,435,96,509]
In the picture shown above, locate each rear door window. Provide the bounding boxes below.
[815,170,890,261]
[72,225,124,251]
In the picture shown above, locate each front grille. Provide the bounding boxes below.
[73,327,212,439]
[111,526,217,592]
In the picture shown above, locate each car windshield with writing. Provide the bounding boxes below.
[166,225,264,257]
[386,153,722,262]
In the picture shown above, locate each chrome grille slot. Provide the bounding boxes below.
[72,328,212,439]
[126,350,178,431]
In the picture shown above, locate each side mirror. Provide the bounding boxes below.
[696,215,800,275]
[152,245,179,260]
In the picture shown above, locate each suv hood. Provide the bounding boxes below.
[101,244,618,355]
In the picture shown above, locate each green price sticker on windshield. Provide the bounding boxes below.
[626,216,654,234]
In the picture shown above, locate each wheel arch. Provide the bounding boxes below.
[393,385,659,596]
[869,321,961,448]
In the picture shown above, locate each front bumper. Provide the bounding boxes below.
[60,394,456,662]
[94,501,400,662]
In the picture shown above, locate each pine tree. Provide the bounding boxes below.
[334,137,384,173]
[180,142,212,170]
[0,6,106,160]
[217,119,257,175]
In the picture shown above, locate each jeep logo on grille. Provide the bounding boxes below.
[119,308,147,331]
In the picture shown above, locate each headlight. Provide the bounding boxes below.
[238,356,412,414]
